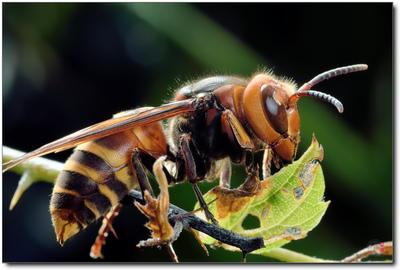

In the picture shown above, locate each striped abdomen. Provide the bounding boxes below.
[50,118,167,245]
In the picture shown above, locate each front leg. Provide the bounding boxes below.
[221,108,259,181]
[220,109,255,150]
[219,157,232,188]
[262,147,273,179]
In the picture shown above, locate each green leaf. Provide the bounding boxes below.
[194,136,329,254]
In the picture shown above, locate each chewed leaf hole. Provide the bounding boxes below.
[242,214,260,230]
[299,160,319,187]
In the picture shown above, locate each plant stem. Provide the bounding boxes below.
[3,146,62,210]
[259,248,334,263]
[3,146,62,182]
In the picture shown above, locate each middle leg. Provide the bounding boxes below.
[178,134,218,225]
[134,156,183,262]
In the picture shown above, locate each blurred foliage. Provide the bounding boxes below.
[3,3,392,262]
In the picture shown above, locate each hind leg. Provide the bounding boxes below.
[90,203,122,259]
[88,148,154,260]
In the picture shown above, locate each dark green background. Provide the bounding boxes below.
[3,3,392,262]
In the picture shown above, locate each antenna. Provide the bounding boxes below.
[298,64,368,92]
[288,64,368,112]
[289,90,344,113]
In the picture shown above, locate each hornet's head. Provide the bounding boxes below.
[242,64,368,161]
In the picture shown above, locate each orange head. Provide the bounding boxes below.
[242,64,368,161]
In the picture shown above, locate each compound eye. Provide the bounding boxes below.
[261,84,288,134]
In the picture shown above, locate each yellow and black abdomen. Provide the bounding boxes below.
[50,117,168,245]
